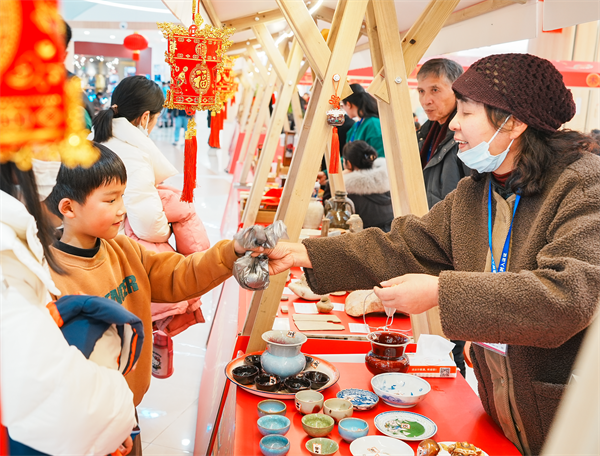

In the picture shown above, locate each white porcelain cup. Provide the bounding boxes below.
[295,390,324,415]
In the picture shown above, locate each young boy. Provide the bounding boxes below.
[45,143,247,453]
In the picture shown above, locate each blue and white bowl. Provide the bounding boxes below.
[337,388,379,411]
[371,373,431,408]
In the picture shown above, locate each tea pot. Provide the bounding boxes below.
[324,191,355,229]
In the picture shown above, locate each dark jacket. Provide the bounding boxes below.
[344,163,394,232]
[302,153,600,455]
[417,116,471,209]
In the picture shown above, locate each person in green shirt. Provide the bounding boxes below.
[341,83,384,158]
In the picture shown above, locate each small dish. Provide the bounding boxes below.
[301,413,335,437]
[337,388,379,411]
[323,398,353,423]
[257,399,287,417]
[306,438,339,456]
[304,371,330,389]
[349,436,413,456]
[259,435,290,456]
[371,373,431,408]
[257,415,291,436]
[244,354,262,369]
[283,376,311,394]
[374,410,437,441]
[438,442,489,456]
[232,365,259,385]
[338,417,369,443]
[295,390,324,415]
[255,374,282,392]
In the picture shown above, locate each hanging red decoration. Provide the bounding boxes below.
[158,2,233,201]
[326,74,345,174]
[123,32,148,62]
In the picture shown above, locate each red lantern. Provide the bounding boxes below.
[123,32,148,61]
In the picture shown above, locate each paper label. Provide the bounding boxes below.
[332,303,345,312]
[313,443,322,454]
[475,342,507,356]
[272,318,290,331]
[348,323,370,334]
[293,302,319,314]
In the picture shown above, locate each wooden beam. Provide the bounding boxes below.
[371,0,444,340]
[222,8,284,31]
[295,59,310,85]
[199,0,222,28]
[252,24,289,82]
[239,72,279,185]
[238,83,254,135]
[445,0,527,27]
[242,40,305,228]
[246,46,270,83]
[237,82,265,168]
[228,39,259,54]
[246,0,369,352]
[314,6,368,36]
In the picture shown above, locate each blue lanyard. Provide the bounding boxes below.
[488,181,521,273]
[349,118,364,142]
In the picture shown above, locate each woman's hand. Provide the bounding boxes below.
[264,242,312,275]
[373,274,439,314]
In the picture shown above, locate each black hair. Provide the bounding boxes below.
[342,83,379,119]
[0,162,64,274]
[417,58,464,84]
[455,92,600,195]
[63,20,72,49]
[45,142,127,219]
[92,76,164,143]
[342,140,378,170]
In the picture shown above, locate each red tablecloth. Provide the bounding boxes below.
[233,362,519,456]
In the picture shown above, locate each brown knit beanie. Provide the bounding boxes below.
[452,53,576,133]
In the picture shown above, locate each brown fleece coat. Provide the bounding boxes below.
[50,237,238,406]
[303,153,600,455]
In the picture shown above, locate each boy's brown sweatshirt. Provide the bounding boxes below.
[50,235,238,406]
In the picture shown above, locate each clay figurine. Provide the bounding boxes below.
[316,296,334,313]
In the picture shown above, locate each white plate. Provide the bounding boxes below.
[350,435,414,456]
[437,442,488,456]
[374,411,437,441]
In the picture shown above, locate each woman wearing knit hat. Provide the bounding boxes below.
[260,54,600,455]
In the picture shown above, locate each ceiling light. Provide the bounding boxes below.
[84,31,90,35]
[84,0,171,13]
[89,58,94,62]
[74,54,78,59]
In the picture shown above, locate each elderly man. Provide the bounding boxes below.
[417,58,471,209]
[417,58,470,377]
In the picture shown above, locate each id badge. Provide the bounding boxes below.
[474,342,507,356]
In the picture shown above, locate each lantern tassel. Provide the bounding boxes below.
[181,116,197,203]
[329,126,340,174]
[208,111,220,149]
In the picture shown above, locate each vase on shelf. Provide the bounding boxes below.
[324,191,355,229]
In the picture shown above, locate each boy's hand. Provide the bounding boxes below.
[119,436,133,456]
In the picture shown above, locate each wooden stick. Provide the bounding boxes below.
[222,8,284,31]
[237,82,264,168]
[199,0,222,27]
[246,46,270,83]
[252,24,289,82]
[245,0,369,352]
[242,40,304,228]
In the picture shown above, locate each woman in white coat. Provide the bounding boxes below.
[0,160,135,455]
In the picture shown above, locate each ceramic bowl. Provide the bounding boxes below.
[244,354,263,369]
[323,398,353,422]
[338,417,369,443]
[301,413,335,437]
[257,415,291,436]
[232,365,259,385]
[304,371,330,389]
[337,388,379,411]
[371,373,431,408]
[295,390,324,415]
[257,399,287,417]
[259,435,290,456]
[304,355,315,370]
[283,376,311,394]
[305,438,339,456]
[255,374,282,392]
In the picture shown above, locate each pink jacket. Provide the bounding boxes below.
[124,185,210,336]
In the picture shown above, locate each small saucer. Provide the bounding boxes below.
[337,388,379,411]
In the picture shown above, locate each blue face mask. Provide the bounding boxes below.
[457,115,513,173]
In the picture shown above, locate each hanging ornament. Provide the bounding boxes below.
[123,32,148,61]
[0,0,97,170]
[158,1,234,202]
[326,74,345,174]
[209,56,236,150]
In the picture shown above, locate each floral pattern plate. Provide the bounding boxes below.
[374,411,437,441]
[337,388,379,411]
[225,351,340,400]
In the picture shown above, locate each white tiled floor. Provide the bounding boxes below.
[136,116,479,454]
[138,115,235,454]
